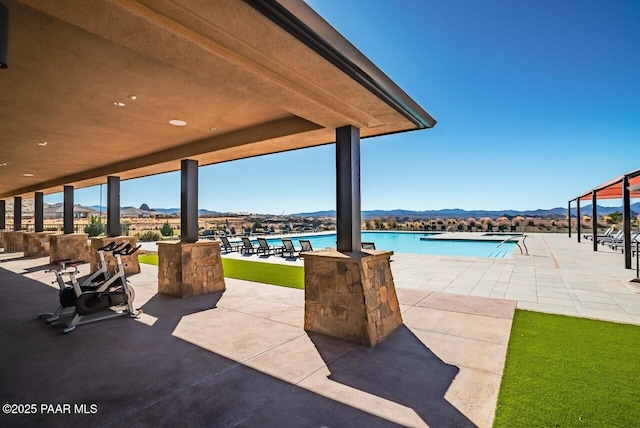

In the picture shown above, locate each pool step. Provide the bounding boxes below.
[488,251,511,259]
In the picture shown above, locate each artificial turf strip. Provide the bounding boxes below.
[138,254,304,289]
[493,310,640,428]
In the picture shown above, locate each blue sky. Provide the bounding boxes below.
[46,0,640,214]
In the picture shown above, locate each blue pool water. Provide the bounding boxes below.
[260,232,517,259]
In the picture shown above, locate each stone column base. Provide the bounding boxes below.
[23,232,54,257]
[303,249,403,347]
[49,234,90,264]
[90,236,140,275]
[2,231,26,252]
[158,241,225,298]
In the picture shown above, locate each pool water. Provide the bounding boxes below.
[261,232,517,259]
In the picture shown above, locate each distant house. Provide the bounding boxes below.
[53,204,98,219]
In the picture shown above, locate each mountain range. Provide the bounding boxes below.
[293,203,640,219]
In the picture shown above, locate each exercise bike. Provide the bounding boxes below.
[51,243,141,333]
[38,241,124,323]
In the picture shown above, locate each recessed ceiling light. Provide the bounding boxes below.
[169,119,187,126]
[23,173,34,177]
[210,127,218,131]
[114,101,125,107]
[38,141,48,146]
[129,95,138,100]
[0,163,7,166]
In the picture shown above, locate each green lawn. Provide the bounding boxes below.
[138,253,304,289]
[494,310,640,427]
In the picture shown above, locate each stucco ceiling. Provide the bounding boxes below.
[0,0,434,199]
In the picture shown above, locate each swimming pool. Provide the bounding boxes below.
[261,232,517,259]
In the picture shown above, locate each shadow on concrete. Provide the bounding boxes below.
[309,326,476,427]
[0,264,419,427]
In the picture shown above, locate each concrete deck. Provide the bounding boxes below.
[1,232,638,427]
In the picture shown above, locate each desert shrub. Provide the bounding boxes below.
[121,221,131,236]
[84,215,105,237]
[138,231,161,242]
[160,221,174,237]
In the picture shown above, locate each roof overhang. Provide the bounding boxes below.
[0,0,435,199]
[572,169,640,202]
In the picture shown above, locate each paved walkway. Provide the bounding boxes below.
[214,233,640,325]
[0,253,514,427]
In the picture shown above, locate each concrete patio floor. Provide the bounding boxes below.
[0,251,514,428]
[2,231,638,427]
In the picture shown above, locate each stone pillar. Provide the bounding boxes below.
[23,232,53,257]
[90,236,140,276]
[303,249,403,347]
[3,231,25,252]
[157,241,225,298]
[49,233,90,263]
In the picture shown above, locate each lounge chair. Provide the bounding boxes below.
[609,232,640,251]
[240,237,257,254]
[362,242,376,250]
[257,237,282,256]
[220,236,240,253]
[597,230,623,245]
[299,240,313,253]
[584,227,612,241]
[281,239,299,258]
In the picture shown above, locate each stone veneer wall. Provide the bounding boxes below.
[158,241,225,298]
[49,234,90,264]
[304,249,403,347]
[90,236,140,276]
[23,232,54,257]
[2,231,26,252]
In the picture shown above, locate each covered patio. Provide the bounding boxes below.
[568,169,640,269]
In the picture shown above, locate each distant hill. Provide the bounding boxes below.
[293,203,640,219]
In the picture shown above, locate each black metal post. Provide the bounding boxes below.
[34,192,44,232]
[181,159,198,243]
[568,200,571,238]
[107,176,121,237]
[623,175,631,269]
[0,200,5,230]
[336,125,361,252]
[63,186,74,234]
[577,199,581,243]
[592,191,597,252]
[13,196,21,231]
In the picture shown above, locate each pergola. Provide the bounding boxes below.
[568,169,640,269]
[0,0,435,345]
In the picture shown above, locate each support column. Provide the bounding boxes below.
[63,186,74,234]
[157,159,225,297]
[34,192,44,232]
[303,126,402,347]
[623,176,631,269]
[181,159,198,243]
[13,196,22,231]
[568,200,571,238]
[592,191,598,252]
[577,199,581,242]
[106,176,121,237]
[336,125,361,252]
[0,200,5,230]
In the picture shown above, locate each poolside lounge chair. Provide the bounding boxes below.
[240,237,258,254]
[597,230,623,245]
[281,239,299,258]
[609,232,640,251]
[584,228,612,241]
[220,236,240,253]
[299,240,313,253]
[257,237,282,256]
[362,242,376,250]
